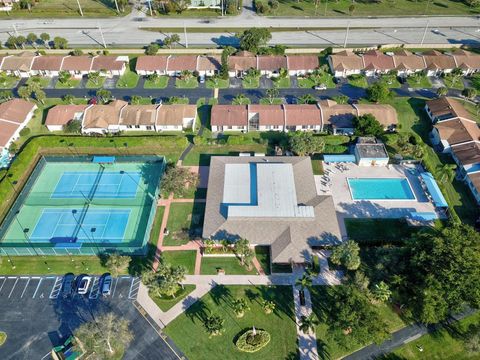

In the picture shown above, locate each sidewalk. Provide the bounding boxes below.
[293,286,319,360]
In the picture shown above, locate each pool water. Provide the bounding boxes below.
[348,178,416,200]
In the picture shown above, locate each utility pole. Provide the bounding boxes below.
[114,0,120,12]
[184,22,188,48]
[421,21,430,46]
[343,22,350,48]
[221,0,224,16]
[98,23,107,49]
[324,0,328,17]
[76,0,84,16]
[147,0,153,16]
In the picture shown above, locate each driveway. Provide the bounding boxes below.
[0,275,184,360]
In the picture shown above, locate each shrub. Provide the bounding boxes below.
[19,127,31,137]
[235,329,271,352]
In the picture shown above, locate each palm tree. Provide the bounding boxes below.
[204,314,225,337]
[436,86,447,97]
[58,70,71,85]
[232,93,249,105]
[372,281,392,302]
[299,313,319,334]
[88,71,100,86]
[265,88,279,104]
[260,299,276,314]
[232,298,250,318]
[105,252,131,276]
[296,273,313,292]
[74,313,133,357]
[437,163,456,184]
[40,32,50,48]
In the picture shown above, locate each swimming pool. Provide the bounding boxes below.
[348,178,416,200]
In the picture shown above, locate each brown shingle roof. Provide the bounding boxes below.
[435,118,480,146]
[0,121,20,149]
[319,100,357,129]
[422,50,456,70]
[284,104,322,126]
[257,55,287,71]
[426,97,472,120]
[120,105,158,126]
[228,55,257,71]
[0,99,36,123]
[135,56,168,72]
[452,141,480,166]
[61,55,94,71]
[83,100,127,129]
[156,104,197,126]
[329,51,363,71]
[362,50,395,71]
[31,56,64,71]
[91,56,126,71]
[452,49,480,70]
[211,105,247,127]
[392,49,426,71]
[248,105,284,126]
[1,52,35,72]
[354,104,398,127]
[287,55,319,71]
[468,172,480,193]
[45,105,88,126]
[197,55,221,71]
[167,55,198,71]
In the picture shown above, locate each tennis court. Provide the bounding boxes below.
[0,156,165,255]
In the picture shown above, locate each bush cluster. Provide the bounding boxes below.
[235,329,270,352]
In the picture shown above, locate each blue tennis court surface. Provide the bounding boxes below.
[30,208,130,243]
[52,171,140,199]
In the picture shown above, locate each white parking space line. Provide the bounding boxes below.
[49,276,63,299]
[128,277,140,300]
[111,278,119,297]
[89,277,100,299]
[0,277,7,294]
[32,278,43,299]
[8,278,19,298]
[20,278,31,298]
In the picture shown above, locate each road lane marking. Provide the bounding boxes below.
[8,277,19,298]
[0,277,7,294]
[20,277,31,298]
[111,278,119,297]
[32,278,43,299]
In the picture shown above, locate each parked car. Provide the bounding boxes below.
[314,84,327,90]
[398,76,406,84]
[75,275,92,295]
[199,75,205,83]
[100,273,112,296]
[61,273,75,297]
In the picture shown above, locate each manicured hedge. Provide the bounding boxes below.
[235,329,270,352]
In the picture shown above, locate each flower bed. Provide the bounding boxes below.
[235,329,270,352]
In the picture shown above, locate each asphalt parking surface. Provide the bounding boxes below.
[0,275,184,360]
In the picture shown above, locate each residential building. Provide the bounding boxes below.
[286,55,319,76]
[156,104,197,131]
[425,97,472,123]
[354,137,389,166]
[203,156,342,264]
[1,52,36,77]
[228,51,257,78]
[354,104,398,132]
[90,55,129,77]
[166,55,198,77]
[431,117,480,152]
[257,55,287,77]
[327,50,363,78]
[319,99,357,134]
[248,105,285,131]
[422,50,456,76]
[189,0,221,8]
[0,0,19,11]
[452,49,480,75]
[211,105,248,132]
[119,105,158,131]
[392,49,426,77]
[0,99,37,150]
[135,55,169,76]
[30,55,65,77]
[361,50,395,77]
[60,55,94,78]
[82,100,128,134]
[284,104,322,131]
[197,55,222,77]
[45,104,89,131]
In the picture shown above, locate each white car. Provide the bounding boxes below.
[76,275,92,295]
[314,84,327,90]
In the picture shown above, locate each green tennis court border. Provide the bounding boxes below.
[0,155,166,256]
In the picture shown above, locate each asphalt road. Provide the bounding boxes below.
[0,275,184,360]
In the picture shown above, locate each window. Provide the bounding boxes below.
[227,126,233,130]
[146,126,152,130]
[265,125,271,130]
[302,125,308,129]
[273,125,279,129]
[127,125,133,129]
[135,125,140,129]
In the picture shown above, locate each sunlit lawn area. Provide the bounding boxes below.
[176,78,198,89]
[378,74,401,89]
[206,78,230,89]
[26,76,51,88]
[0,75,19,89]
[85,76,106,89]
[298,73,335,89]
[348,74,368,88]
[116,69,140,88]
[242,76,260,89]
[164,285,298,360]
[259,98,283,105]
[200,257,258,275]
[149,285,196,312]
[386,312,480,359]
[272,76,291,88]
[162,250,197,274]
[442,75,464,90]
[55,78,81,89]
[163,202,205,246]
[144,76,169,89]
[406,74,431,88]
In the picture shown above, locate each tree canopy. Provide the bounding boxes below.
[330,240,361,270]
[237,28,272,54]
[366,82,392,103]
[288,132,325,156]
[353,113,384,138]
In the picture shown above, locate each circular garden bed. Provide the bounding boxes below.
[235,329,270,353]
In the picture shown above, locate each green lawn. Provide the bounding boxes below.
[26,76,51,88]
[457,99,480,123]
[311,286,406,359]
[85,76,106,89]
[378,74,401,89]
[150,285,196,312]
[164,285,298,360]
[183,144,269,166]
[242,77,260,89]
[162,250,197,274]
[442,75,465,90]
[406,74,431,89]
[254,246,271,275]
[0,0,122,18]
[55,78,81,89]
[386,312,480,359]
[144,76,169,89]
[0,75,20,89]
[261,0,477,17]
[200,257,258,275]
[163,202,205,246]
[176,77,198,89]
[272,76,291,88]
[297,77,316,88]
[149,206,165,248]
[345,218,420,245]
[311,157,324,175]
[348,74,368,88]
[173,185,207,200]
[206,78,230,89]
[259,98,284,105]
[298,73,335,89]
[116,69,140,88]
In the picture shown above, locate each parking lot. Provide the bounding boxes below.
[0,275,184,360]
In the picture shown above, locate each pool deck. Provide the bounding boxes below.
[315,163,440,238]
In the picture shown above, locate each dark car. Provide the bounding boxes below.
[61,273,75,297]
[100,273,112,296]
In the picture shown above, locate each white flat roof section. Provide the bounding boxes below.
[225,162,315,218]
